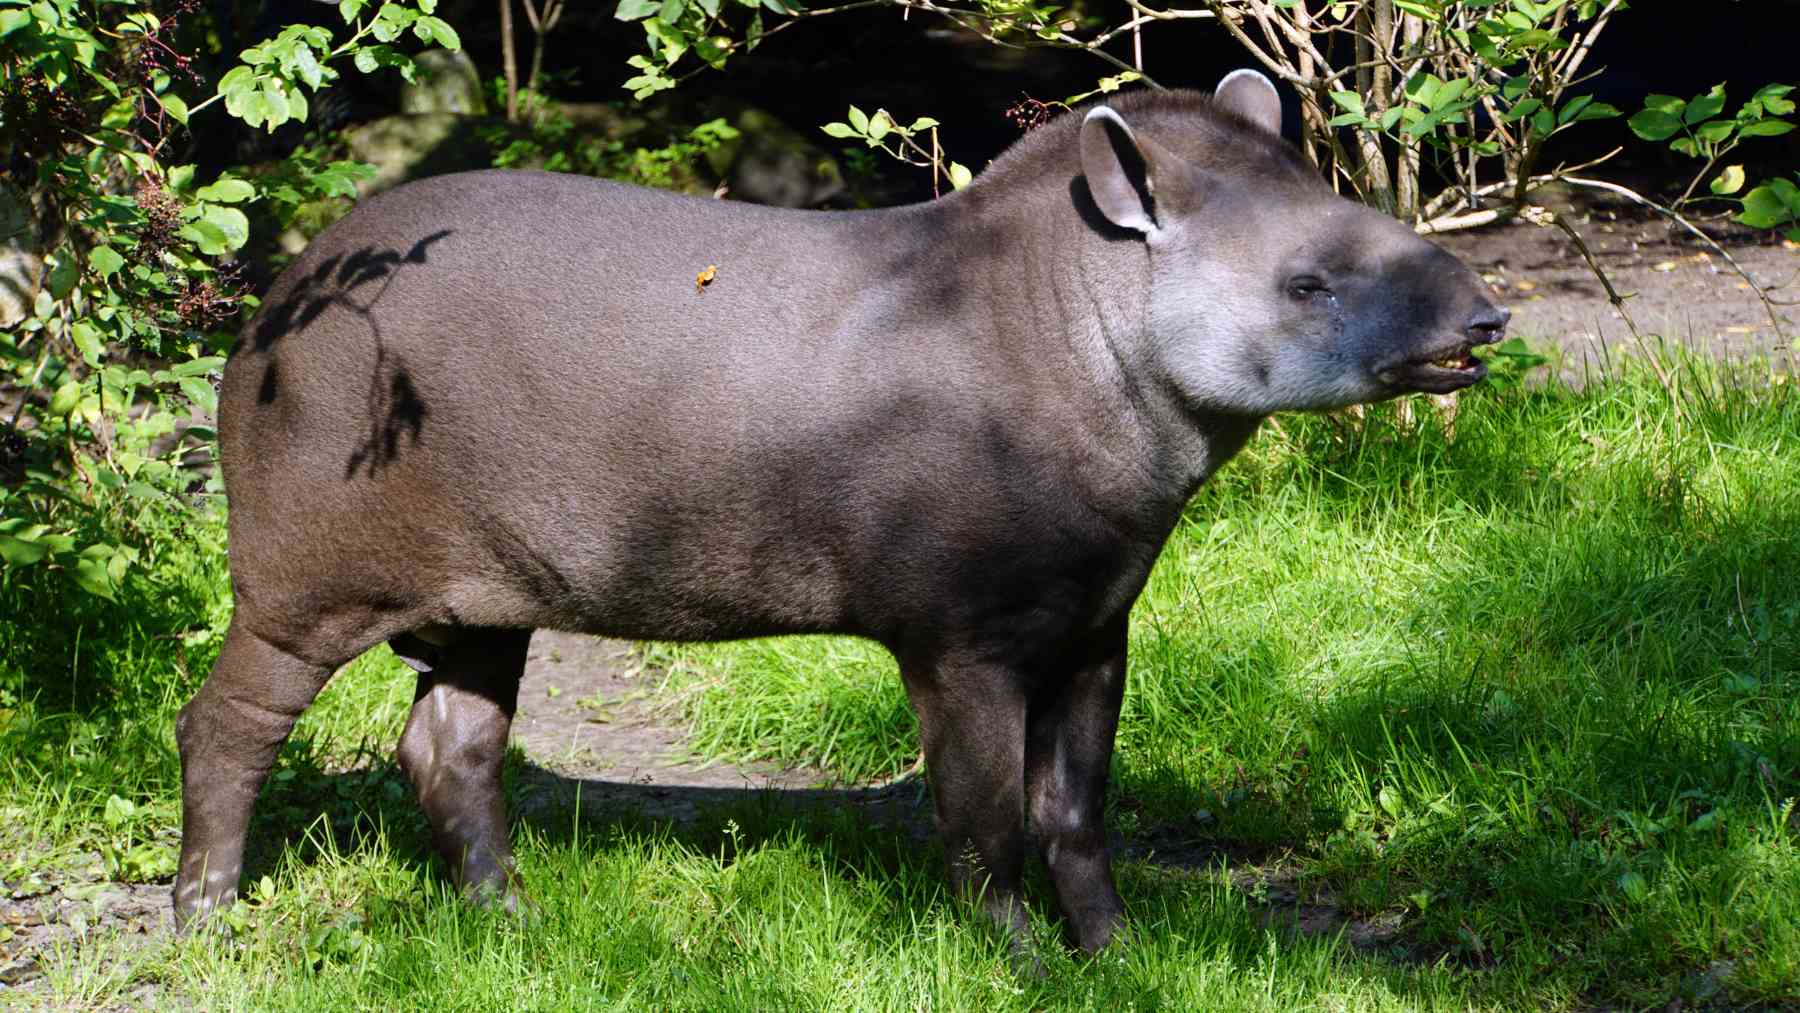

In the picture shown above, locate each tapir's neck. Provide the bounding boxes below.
[911,183,1265,538]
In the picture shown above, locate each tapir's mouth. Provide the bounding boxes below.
[1378,339,1493,394]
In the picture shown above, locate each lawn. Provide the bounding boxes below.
[2,344,1796,1009]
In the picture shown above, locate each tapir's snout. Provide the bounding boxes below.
[1466,302,1511,346]
[1371,253,1512,396]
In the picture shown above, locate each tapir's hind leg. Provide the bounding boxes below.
[394,628,531,910]
[174,620,338,929]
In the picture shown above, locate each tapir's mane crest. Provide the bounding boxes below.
[974,86,1322,193]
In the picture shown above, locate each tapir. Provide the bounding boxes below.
[173,70,1507,952]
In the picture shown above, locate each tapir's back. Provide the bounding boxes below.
[218,170,1028,646]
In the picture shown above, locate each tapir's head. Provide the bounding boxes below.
[1079,71,1508,415]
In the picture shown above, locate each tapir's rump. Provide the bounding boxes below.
[174,71,1505,953]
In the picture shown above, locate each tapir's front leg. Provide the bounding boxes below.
[901,655,1032,940]
[1026,617,1129,952]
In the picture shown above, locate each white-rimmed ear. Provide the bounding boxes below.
[1214,68,1282,136]
[1080,106,1159,236]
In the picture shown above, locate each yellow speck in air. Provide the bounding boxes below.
[696,264,718,294]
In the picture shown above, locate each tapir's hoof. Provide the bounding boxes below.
[465,876,538,922]
[171,875,234,934]
[172,893,237,937]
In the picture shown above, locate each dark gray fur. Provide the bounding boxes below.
[173,72,1506,953]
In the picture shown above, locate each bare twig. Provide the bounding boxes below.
[1560,174,1793,337]
[1531,205,1681,400]
[499,0,518,122]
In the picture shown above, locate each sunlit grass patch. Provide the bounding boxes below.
[2,347,1797,1006]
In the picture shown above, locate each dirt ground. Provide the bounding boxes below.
[1429,188,1800,376]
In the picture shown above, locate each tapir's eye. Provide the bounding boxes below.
[1286,275,1331,300]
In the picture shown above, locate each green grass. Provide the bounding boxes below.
[3,347,1798,1008]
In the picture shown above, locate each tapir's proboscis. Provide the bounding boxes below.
[175,71,1508,954]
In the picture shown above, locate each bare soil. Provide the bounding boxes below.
[1429,188,1800,376]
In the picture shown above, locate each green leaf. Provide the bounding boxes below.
[230,89,270,129]
[168,164,196,192]
[1737,184,1796,229]
[696,0,721,15]
[179,375,217,413]
[1617,871,1649,904]
[1626,108,1681,142]
[1643,93,1686,115]
[49,381,83,417]
[261,84,291,129]
[1556,94,1592,125]
[1739,120,1795,138]
[217,65,256,101]
[1575,100,1618,122]
[847,105,868,132]
[417,15,458,49]
[643,19,688,65]
[46,251,79,300]
[70,319,104,364]
[88,245,124,279]
[178,220,230,256]
[104,794,137,826]
[947,161,972,190]
[1377,785,1401,819]
[73,552,119,600]
[339,0,366,22]
[157,92,189,125]
[195,178,255,203]
[910,117,939,131]
[1694,120,1736,144]
[1710,164,1746,196]
[200,205,250,250]
[354,48,378,73]
[291,42,325,88]
[866,110,890,142]
[1509,28,1565,50]
[171,356,226,377]
[1328,90,1365,117]
[820,122,856,139]
[1684,84,1726,124]
[0,536,50,567]
[1404,73,1442,108]
[615,0,659,18]
[657,0,684,22]
[1751,83,1795,116]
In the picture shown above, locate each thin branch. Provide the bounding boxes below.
[1534,206,1677,396]
[500,0,518,122]
[1560,174,1792,337]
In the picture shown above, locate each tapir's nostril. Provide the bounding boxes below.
[1466,303,1510,342]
